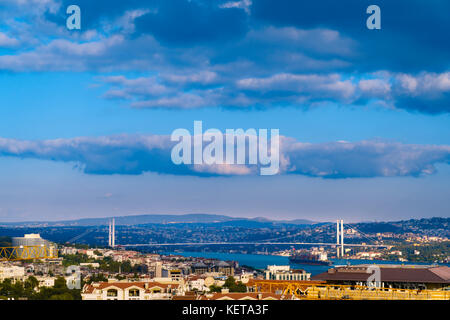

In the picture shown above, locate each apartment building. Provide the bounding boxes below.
[0,263,25,281]
[265,265,310,281]
[81,281,182,300]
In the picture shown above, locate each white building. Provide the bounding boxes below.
[85,250,100,258]
[186,276,209,292]
[237,272,254,284]
[265,265,310,281]
[80,262,100,268]
[60,247,78,255]
[82,281,181,300]
[36,276,55,287]
[356,251,382,259]
[0,263,25,281]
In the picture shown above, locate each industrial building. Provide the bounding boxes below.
[311,264,450,290]
[11,234,57,259]
[190,260,234,276]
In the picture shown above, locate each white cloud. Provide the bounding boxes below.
[247,26,356,57]
[219,0,252,14]
[237,73,356,101]
[359,79,391,97]
[0,32,19,47]
[162,71,218,85]
[0,135,449,178]
[101,75,171,99]
[396,72,450,96]
[0,35,125,71]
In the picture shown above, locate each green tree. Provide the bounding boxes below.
[224,276,236,289]
[87,273,108,284]
[54,276,67,289]
[62,253,91,267]
[231,281,247,293]
[93,250,102,256]
[24,276,39,297]
[25,276,39,289]
[33,277,81,300]
[223,276,247,293]
[49,292,74,300]
[209,285,222,293]
[0,279,25,299]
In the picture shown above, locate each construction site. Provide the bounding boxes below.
[251,280,449,300]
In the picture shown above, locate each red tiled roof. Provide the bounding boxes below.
[172,296,198,300]
[82,281,179,294]
[82,284,95,294]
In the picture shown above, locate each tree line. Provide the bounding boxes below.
[0,276,81,300]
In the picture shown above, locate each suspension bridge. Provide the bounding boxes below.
[105,218,388,252]
[0,218,386,261]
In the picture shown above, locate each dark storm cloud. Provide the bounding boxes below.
[1,0,449,113]
[252,0,450,72]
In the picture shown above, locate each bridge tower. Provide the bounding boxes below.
[336,220,340,257]
[336,219,344,257]
[108,218,116,248]
[340,219,344,257]
[108,220,112,247]
[112,218,115,248]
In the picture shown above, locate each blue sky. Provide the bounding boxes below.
[0,0,449,222]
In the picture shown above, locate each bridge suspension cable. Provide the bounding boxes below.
[66,228,96,244]
[344,223,380,244]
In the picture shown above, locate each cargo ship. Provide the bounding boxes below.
[289,249,332,266]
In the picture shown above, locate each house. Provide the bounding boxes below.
[36,276,55,287]
[237,272,254,284]
[265,265,310,281]
[0,263,25,281]
[82,281,181,300]
[80,262,100,268]
[186,276,208,292]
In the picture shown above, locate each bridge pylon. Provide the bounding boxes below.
[108,218,116,248]
[336,219,344,258]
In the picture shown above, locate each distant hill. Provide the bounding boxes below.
[249,216,315,225]
[0,236,12,246]
[353,217,449,235]
[0,213,317,227]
